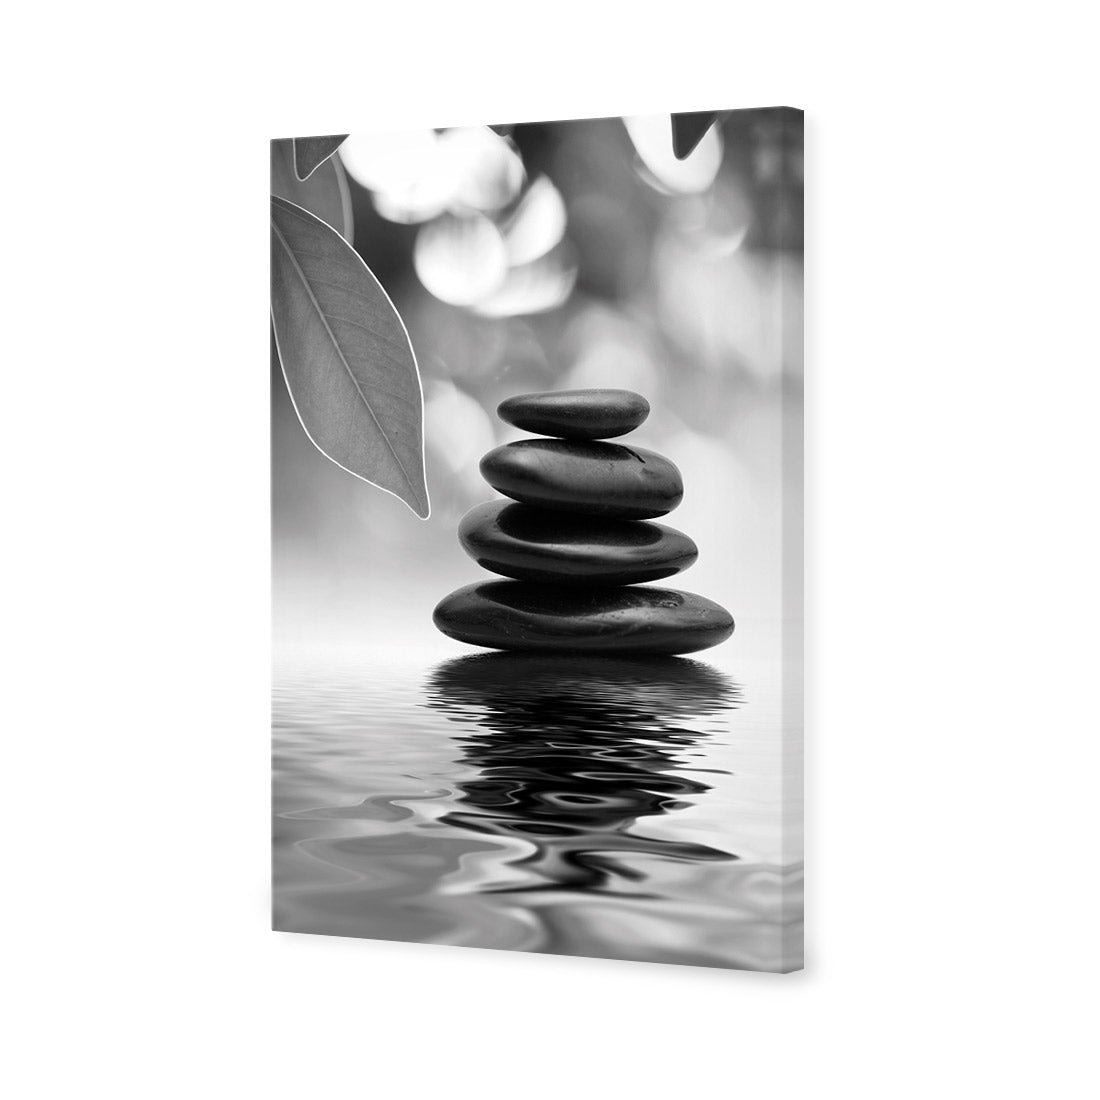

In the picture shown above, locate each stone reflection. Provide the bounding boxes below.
[424,653,741,893]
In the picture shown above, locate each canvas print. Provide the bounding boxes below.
[272,109,803,972]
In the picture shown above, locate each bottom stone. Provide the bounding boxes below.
[433,581,735,655]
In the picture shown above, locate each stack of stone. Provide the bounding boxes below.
[433,389,734,656]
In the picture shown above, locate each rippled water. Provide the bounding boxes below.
[273,646,802,971]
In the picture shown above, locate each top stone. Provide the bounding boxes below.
[497,389,650,440]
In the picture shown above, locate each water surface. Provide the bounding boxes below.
[273,647,800,970]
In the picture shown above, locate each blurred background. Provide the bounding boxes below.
[272,110,803,662]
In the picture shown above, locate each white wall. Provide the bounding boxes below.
[6,4,1097,1098]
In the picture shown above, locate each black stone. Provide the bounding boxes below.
[479,439,683,519]
[432,581,735,655]
[458,500,698,585]
[497,389,650,440]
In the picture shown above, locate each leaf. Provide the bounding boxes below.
[270,195,430,518]
[293,135,348,181]
[671,111,721,160]
[271,138,353,242]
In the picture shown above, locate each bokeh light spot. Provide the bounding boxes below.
[502,176,567,265]
[624,115,723,194]
[414,213,508,306]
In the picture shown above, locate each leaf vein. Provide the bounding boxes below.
[323,312,415,353]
